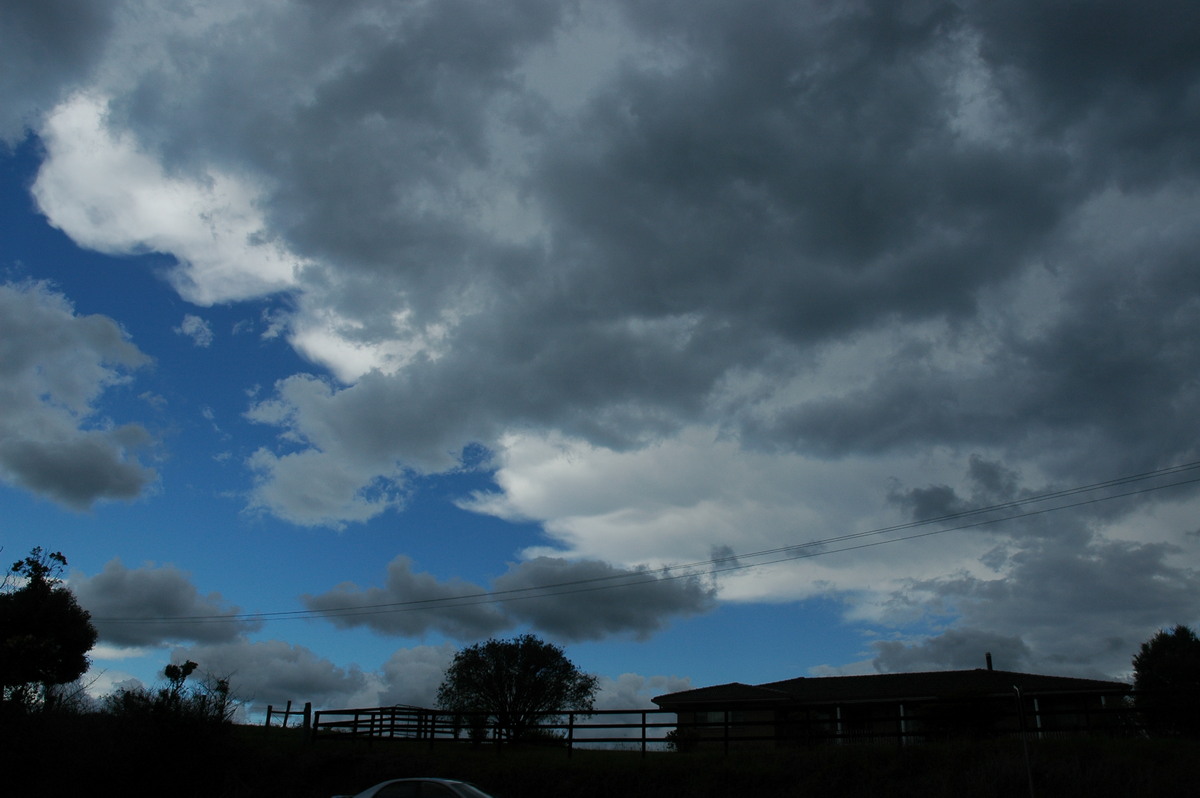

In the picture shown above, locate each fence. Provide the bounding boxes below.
[264,700,312,730]
[310,689,1147,755]
[311,706,678,754]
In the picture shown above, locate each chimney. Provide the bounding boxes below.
[985,652,994,671]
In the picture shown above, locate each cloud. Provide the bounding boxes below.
[175,314,214,347]
[377,644,458,707]
[463,429,996,604]
[93,0,1184,542]
[594,672,692,711]
[176,639,371,708]
[897,536,1200,678]
[165,639,687,713]
[73,559,261,646]
[493,557,715,642]
[32,93,299,305]
[10,0,1200,674]
[301,556,510,640]
[0,281,156,508]
[303,554,715,643]
[872,629,1033,674]
[0,0,117,143]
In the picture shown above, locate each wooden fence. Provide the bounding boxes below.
[310,689,1147,755]
[264,700,312,730]
[311,706,678,754]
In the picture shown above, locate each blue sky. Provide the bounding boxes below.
[3,0,1200,716]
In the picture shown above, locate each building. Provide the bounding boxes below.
[652,666,1130,748]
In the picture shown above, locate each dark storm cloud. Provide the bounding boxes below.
[74,560,260,646]
[231,0,1199,526]
[541,0,1065,340]
[0,0,118,142]
[301,556,511,640]
[884,533,1200,678]
[12,0,1200,673]
[738,0,1200,472]
[493,557,716,642]
[874,628,1032,674]
[873,453,1200,677]
[970,0,1200,185]
[303,555,714,642]
[25,1,1200,510]
[0,282,156,508]
[105,0,566,302]
[889,456,1027,527]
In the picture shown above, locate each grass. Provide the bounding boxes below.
[4,714,1198,798]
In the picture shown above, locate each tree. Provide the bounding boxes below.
[0,548,98,712]
[104,660,237,729]
[436,634,598,742]
[1132,624,1200,737]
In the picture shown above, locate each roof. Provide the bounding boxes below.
[652,669,1129,709]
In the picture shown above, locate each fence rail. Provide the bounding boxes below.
[264,700,312,730]
[311,706,680,754]
[310,689,1159,755]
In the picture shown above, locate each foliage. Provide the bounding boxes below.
[436,634,598,742]
[104,659,237,729]
[0,548,98,713]
[1132,624,1200,737]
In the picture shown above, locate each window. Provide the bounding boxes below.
[698,710,746,724]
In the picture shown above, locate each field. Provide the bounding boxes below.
[5,714,1198,797]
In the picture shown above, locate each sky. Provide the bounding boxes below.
[3,0,1200,717]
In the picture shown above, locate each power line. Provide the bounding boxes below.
[91,459,1200,626]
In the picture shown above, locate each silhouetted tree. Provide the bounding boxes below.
[0,548,98,713]
[1132,624,1200,737]
[436,634,598,742]
[104,660,236,729]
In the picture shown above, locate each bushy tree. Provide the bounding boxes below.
[436,634,598,742]
[104,660,236,729]
[1132,624,1200,737]
[0,548,98,713]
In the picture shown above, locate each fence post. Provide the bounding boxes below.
[1013,686,1036,798]
[567,712,575,758]
[264,705,274,728]
[303,702,312,731]
[641,711,648,757]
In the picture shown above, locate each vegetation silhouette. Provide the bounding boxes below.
[437,633,598,743]
[0,548,97,714]
[1133,624,1200,738]
[105,659,237,732]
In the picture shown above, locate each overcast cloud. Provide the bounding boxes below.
[6,0,1200,675]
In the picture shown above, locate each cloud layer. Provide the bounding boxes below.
[7,0,1200,675]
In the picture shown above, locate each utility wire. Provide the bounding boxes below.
[92,460,1200,626]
